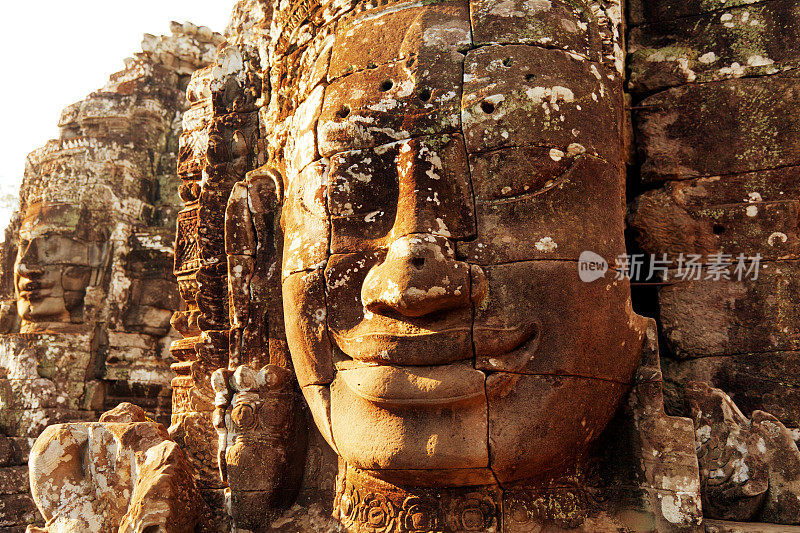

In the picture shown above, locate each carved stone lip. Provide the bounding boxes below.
[474,321,539,358]
[17,289,51,301]
[330,326,473,366]
[336,361,486,407]
[331,320,538,365]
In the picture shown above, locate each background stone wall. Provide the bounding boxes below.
[627,0,800,426]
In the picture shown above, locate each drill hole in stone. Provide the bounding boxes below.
[411,257,425,270]
[481,101,496,114]
[713,224,725,235]
[337,105,351,119]
[418,88,432,102]
[502,57,513,67]
[525,74,537,82]
[380,79,394,92]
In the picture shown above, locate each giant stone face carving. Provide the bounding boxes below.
[277,0,647,486]
[14,203,106,332]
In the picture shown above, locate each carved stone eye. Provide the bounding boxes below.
[232,404,256,429]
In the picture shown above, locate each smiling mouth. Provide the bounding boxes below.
[333,322,540,406]
[336,361,486,407]
[332,320,538,364]
[18,281,53,301]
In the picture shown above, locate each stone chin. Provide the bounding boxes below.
[297,362,641,488]
[288,300,646,487]
[16,296,68,324]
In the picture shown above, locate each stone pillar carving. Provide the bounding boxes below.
[168,14,270,524]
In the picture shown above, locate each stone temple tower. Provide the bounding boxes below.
[0,22,223,529]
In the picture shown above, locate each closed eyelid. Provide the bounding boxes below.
[474,155,580,204]
[481,174,571,205]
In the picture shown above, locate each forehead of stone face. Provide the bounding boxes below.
[328,0,601,76]
[19,203,108,259]
[328,0,472,79]
[461,44,622,162]
[471,0,602,55]
[318,0,471,157]
[316,0,616,157]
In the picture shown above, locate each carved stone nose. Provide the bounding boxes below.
[16,241,43,277]
[16,261,43,278]
[362,234,484,318]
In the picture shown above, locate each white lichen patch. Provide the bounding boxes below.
[535,236,558,252]
[718,62,746,78]
[567,143,586,156]
[747,55,775,67]
[699,52,718,64]
[768,232,788,246]
[525,86,575,106]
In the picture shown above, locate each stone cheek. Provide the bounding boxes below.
[457,154,626,264]
[282,268,334,388]
[487,373,629,482]
[475,261,646,382]
[281,162,331,278]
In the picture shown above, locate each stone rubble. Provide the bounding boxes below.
[27,403,203,532]
[686,382,800,524]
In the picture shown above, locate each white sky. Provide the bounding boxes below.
[0,1,233,227]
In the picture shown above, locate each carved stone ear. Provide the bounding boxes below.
[225,164,288,369]
[224,165,283,257]
[248,165,283,205]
